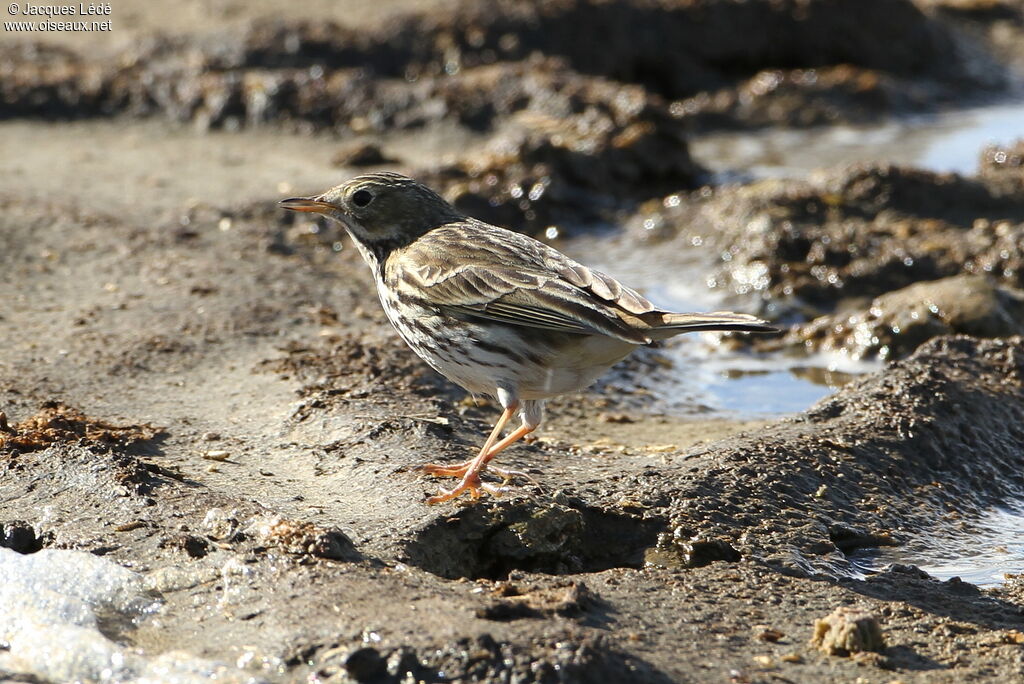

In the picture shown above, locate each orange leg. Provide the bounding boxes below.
[423,412,539,504]
[421,406,515,504]
[422,422,536,479]
[480,423,535,465]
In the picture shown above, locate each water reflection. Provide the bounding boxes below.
[849,505,1024,587]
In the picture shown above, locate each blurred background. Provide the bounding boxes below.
[2,0,1023,417]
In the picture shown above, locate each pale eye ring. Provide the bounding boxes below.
[352,189,374,208]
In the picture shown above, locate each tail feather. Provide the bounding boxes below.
[655,311,778,335]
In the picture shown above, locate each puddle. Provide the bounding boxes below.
[848,506,1024,587]
[561,231,878,418]
[691,99,1024,180]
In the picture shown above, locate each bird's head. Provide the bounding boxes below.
[280,172,462,259]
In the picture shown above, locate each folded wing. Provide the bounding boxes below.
[389,221,775,345]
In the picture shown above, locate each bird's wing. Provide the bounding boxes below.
[388,222,656,345]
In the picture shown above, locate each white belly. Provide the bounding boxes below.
[516,334,636,400]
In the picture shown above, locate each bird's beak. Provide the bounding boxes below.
[279,197,334,214]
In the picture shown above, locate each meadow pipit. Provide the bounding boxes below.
[281,173,776,503]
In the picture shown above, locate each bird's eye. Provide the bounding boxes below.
[352,189,374,208]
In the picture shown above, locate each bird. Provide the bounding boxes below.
[280,172,776,504]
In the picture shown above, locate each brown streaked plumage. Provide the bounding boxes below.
[281,172,776,503]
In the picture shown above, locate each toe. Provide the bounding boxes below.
[425,473,484,504]
[420,460,473,478]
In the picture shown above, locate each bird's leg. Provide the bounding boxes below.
[417,403,516,489]
[421,421,535,478]
[473,422,540,486]
[426,414,540,504]
[481,423,535,464]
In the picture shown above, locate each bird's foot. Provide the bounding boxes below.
[426,472,506,504]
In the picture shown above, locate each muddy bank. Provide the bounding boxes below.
[759,274,1024,361]
[636,160,1024,306]
[2,161,1024,680]
[0,0,993,127]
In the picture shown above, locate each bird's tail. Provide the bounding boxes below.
[651,311,778,337]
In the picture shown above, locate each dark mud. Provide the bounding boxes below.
[631,158,1024,363]
[637,162,1024,308]
[760,274,1024,361]
[0,0,993,127]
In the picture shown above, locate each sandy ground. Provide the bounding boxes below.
[3,1,1024,683]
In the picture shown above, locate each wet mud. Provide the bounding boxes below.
[3,1,1024,682]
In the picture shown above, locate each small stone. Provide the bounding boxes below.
[1002,630,1024,645]
[202,450,230,461]
[0,521,43,554]
[756,627,786,642]
[811,606,886,656]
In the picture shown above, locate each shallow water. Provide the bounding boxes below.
[591,99,1024,584]
[848,506,1024,587]
[563,230,876,418]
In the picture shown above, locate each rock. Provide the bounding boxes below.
[0,521,44,554]
[811,607,886,655]
[331,141,396,167]
[763,274,1024,360]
